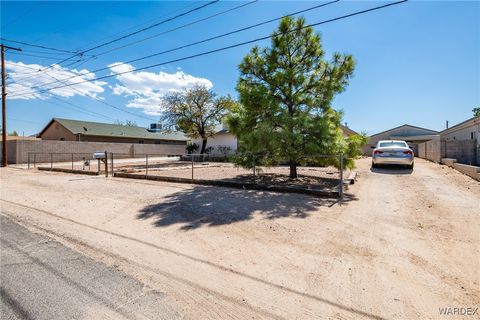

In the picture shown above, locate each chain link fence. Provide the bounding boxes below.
[28,152,108,174]
[28,151,349,198]
[111,152,347,198]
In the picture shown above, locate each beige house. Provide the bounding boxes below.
[440,116,479,141]
[38,118,187,145]
[195,124,358,155]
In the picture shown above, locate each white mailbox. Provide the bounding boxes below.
[93,152,106,159]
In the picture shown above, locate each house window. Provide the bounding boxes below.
[138,140,144,144]
[471,132,475,140]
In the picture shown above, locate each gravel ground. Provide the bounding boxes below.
[1,158,478,319]
[124,162,343,190]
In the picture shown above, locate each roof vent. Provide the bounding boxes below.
[148,123,162,132]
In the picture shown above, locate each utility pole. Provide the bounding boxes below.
[1,44,22,167]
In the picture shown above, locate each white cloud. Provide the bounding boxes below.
[108,62,213,115]
[5,61,107,100]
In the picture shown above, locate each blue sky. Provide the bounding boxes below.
[1,0,479,136]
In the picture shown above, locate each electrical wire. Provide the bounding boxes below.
[15,65,158,122]
[92,0,259,58]
[9,0,407,99]
[46,0,220,69]
[6,51,81,61]
[12,0,339,92]
[0,37,79,54]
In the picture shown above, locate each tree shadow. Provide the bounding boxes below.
[370,165,413,175]
[137,185,357,230]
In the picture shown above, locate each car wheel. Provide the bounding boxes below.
[372,162,378,168]
[408,163,414,169]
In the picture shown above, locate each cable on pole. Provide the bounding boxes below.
[10,0,340,93]
[8,0,408,98]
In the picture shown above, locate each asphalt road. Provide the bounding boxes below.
[0,215,179,320]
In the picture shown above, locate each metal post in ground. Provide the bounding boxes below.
[50,153,53,169]
[110,152,114,175]
[71,153,74,170]
[27,152,30,169]
[339,154,344,201]
[191,155,194,182]
[145,154,149,177]
[104,151,108,177]
[252,154,256,180]
[34,153,36,168]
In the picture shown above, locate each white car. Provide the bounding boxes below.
[371,140,414,169]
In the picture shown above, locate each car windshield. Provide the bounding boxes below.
[379,141,407,148]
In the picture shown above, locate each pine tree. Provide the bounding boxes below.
[228,16,359,178]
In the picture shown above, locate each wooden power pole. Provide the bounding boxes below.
[1,44,22,167]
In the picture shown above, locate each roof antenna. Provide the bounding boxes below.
[446,120,449,129]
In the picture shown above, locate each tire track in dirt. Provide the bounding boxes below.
[1,199,386,320]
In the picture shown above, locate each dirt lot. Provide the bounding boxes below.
[124,162,343,191]
[1,158,479,319]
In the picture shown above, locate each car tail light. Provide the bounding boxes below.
[373,150,383,154]
[403,150,413,155]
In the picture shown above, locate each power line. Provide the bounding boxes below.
[92,0,259,58]
[0,37,78,54]
[58,0,257,70]
[17,66,157,122]
[16,49,93,56]
[9,1,220,85]
[47,1,220,69]
[72,1,199,51]
[48,97,118,121]
[48,72,158,122]
[51,78,157,122]
[9,0,407,99]
[6,51,81,61]
[12,0,339,92]
[7,117,45,125]
[4,0,227,88]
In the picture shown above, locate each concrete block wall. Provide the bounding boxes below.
[418,143,425,159]
[477,144,480,166]
[425,139,442,162]
[132,144,185,156]
[2,140,186,164]
[444,140,477,165]
[453,163,480,181]
[418,139,477,165]
[440,158,457,167]
[417,139,442,163]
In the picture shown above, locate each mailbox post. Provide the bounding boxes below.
[93,151,108,177]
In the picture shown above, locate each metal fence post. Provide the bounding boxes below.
[110,152,114,175]
[71,153,74,170]
[34,153,36,168]
[145,154,149,177]
[191,155,194,182]
[252,154,256,179]
[339,153,344,201]
[50,153,53,168]
[27,152,30,169]
[104,151,108,177]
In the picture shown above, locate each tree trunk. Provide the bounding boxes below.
[200,138,208,155]
[289,160,297,179]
